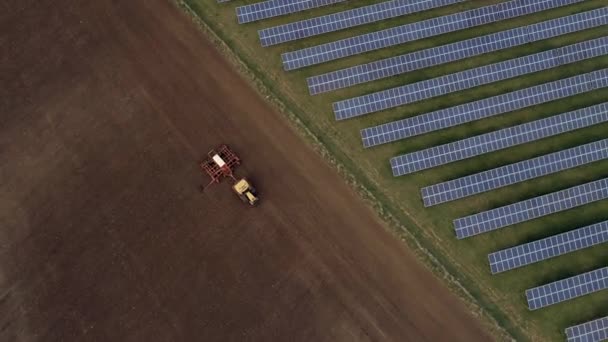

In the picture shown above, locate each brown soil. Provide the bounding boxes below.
[0,1,492,341]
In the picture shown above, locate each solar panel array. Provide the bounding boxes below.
[281,0,583,70]
[421,139,608,207]
[237,0,346,24]
[566,316,608,342]
[307,8,608,95]
[453,178,608,239]
[390,102,608,177]
[488,221,608,274]
[361,68,608,146]
[526,267,608,310]
[259,0,464,46]
[333,37,608,119]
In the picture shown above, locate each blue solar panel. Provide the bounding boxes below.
[237,0,345,24]
[453,178,608,239]
[307,8,608,95]
[488,221,608,274]
[390,101,608,177]
[421,139,608,207]
[281,0,583,70]
[566,316,608,342]
[259,0,464,46]
[333,37,608,119]
[526,267,608,310]
[361,69,608,147]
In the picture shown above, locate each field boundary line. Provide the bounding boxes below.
[173,0,518,340]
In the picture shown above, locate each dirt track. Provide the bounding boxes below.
[1,1,491,341]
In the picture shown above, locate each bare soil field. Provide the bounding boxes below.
[0,1,491,341]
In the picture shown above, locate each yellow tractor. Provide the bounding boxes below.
[232,178,258,206]
[200,144,259,206]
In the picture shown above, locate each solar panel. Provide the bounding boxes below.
[391,101,608,177]
[453,178,608,239]
[488,221,608,274]
[307,8,608,95]
[259,0,464,46]
[361,68,608,147]
[333,37,608,119]
[281,0,584,70]
[421,139,608,207]
[526,267,608,310]
[566,316,608,342]
[237,0,346,24]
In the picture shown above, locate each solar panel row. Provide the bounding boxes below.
[421,139,608,207]
[237,0,345,24]
[281,0,583,70]
[453,177,608,240]
[526,267,608,310]
[333,37,608,120]
[390,101,608,177]
[488,220,608,274]
[307,8,608,95]
[566,316,608,342]
[259,0,464,46]
[361,68,608,147]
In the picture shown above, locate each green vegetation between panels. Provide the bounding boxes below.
[179,0,608,340]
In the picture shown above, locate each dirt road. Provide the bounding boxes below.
[0,1,491,341]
